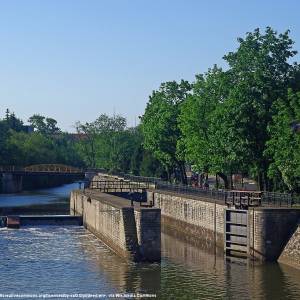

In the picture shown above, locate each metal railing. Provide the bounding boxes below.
[155,181,298,208]
[105,171,161,184]
[95,171,299,208]
[156,181,227,201]
[0,164,84,174]
[89,180,150,192]
[0,166,23,172]
[261,192,296,207]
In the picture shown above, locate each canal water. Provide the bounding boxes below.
[1,184,300,299]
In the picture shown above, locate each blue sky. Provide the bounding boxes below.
[0,0,299,131]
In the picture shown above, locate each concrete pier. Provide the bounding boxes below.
[70,189,161,262]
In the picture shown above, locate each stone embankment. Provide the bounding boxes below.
[148,189,300,265]
[70,189,161,262]
[80,172,300,269]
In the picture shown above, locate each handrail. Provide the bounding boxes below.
[0,164,84,174]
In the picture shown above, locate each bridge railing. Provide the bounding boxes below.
[0,166,24,172]
[0,164,84,174]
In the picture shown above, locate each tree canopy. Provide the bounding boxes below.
[1,27,299,192]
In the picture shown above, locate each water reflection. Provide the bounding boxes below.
[161,230,300,300]
[1,185,300,299]
[2,225,300,299]
[0,183,79,214]
[77,229,161,295]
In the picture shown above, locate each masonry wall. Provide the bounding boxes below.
[71,189,161,262]
[151,190,226,248]
[248,208,300,261]
[279,223,300,268]
[134,209,161,261]
[150,189,300,265]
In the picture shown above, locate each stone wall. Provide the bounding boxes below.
[150,189,300,264]
[71,189,161,262]
[151,190,226,247]
[134,209,161,261]
[89,173,300,267]
[279,222,300,268]
[248,208,300,261]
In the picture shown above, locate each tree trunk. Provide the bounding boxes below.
[258,172,263,191]
[216,172,229,189]
[199,173,205,188]
[179,162,187,185]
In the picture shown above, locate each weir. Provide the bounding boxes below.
[1,215,83,228]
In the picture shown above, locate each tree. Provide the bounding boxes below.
[179,66,232,187]
[28,114,60,134]
[220,27,298,190]
[75,121,98,167]
[6,131,56,165]
[141,80,191,183]
[3,109,24,132]
[0,121,10,165]
[265,90,300,192]
[75,114,136,171]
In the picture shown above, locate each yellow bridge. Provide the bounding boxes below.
[0,164,85,175]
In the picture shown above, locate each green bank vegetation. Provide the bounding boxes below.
[0,28,299,192]
[142,28,300,192]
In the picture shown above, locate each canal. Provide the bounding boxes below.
[1,184,300,299]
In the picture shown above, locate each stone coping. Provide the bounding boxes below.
[74,189,159,212]
[152,189,300,211]
[151,189,226,206]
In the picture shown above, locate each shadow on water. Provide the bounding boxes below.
[67,225,300,299]
[77,232,161,296]
[0,182,79,215]
[159,229,300,300]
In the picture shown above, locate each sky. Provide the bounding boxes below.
[0,0,299,131]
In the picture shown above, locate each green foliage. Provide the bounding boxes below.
[222,27,298,189]
[141,80,191,182]
[0,111,83,168]
[28,114,61,135]
[75,115,160,175]
[179,66,229,173]
[3,109,24,132]
[1,27,299,192]
[266,90,300,192]
[7,131,56,165]
[177,27,299,190]
[75,114,128,170]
